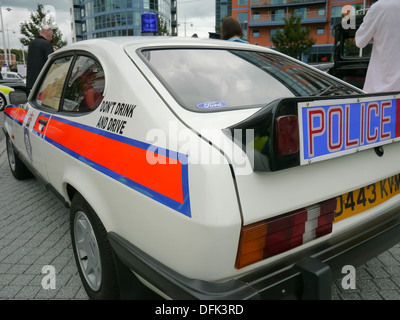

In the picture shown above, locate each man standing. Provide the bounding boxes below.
[355,0,400,93]
[26,26,54,91]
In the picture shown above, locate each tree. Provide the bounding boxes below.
[157,16,170,36]
[272,15,315,60]
[19,4,67,49]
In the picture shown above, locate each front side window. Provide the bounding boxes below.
[35,56,73,110]
[141,49,360,112]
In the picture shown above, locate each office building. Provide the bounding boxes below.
[70,0,178,42]
[215,0,232,31]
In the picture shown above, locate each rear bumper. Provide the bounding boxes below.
[108,205,400,300]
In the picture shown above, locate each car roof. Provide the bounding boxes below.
[56,36,275,54]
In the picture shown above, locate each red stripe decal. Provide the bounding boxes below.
[45,118,184,204]
[5,106,27,124]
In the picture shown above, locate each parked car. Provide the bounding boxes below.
[0,85,14,111]
[1,71,25,84]
[3,37,400,300]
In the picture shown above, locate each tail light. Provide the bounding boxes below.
[235,197,336,269]
[224,98,301,172]
[274,115,299,156]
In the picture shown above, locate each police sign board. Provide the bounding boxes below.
[298,94,400,165]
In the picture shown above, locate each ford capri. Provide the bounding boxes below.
[3,37,400,300]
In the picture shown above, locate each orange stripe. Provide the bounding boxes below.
[5,106,27,124]
[45,118,184,204]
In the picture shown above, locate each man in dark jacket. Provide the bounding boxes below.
[26,26,54,90]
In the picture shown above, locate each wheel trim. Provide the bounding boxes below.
[74,211,102,291]
[6,137,16,171]
[0,96,5,109]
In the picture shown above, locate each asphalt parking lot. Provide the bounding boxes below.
[2,112,400,300]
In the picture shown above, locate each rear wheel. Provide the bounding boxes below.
[70,193,120,299]
[6,135,32,179]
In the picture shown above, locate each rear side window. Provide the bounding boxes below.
[34,54,105,113]
[63,56,105,112]
[141,49,359,112]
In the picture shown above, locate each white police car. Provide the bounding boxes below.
[0,85,14,111]
[3,37,400,300]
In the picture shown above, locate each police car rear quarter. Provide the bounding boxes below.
[45,39,400,277]
[123,39,400,273]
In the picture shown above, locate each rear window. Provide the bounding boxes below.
[141,49,359,112]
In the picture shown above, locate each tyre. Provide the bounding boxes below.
[6,135,32,179]
[0,94,6,111]
[70,193,120,299]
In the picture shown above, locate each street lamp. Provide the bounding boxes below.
[5,6,10,67]
[0,3,8,69]
[21,46,25,65]
[7,27,15,67]
[178,16,193,37]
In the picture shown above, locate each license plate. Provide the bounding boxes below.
[334,174,400,223]
[298,94,400,165]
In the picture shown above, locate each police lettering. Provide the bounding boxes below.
[307,100,394,158]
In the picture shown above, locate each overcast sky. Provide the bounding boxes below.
[178,0,215,37]
[0,0,216,51]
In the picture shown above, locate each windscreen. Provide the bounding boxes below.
[141,49,359,112]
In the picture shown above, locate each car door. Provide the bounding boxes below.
[41,54,105,192]
[12,55,74,182]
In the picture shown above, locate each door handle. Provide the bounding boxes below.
[38,118,48,126]
[38,118,48,132]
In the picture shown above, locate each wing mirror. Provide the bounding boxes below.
[9,90,28,105]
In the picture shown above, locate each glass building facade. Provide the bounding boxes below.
[215,0,232,30]
[70,0,177,42]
